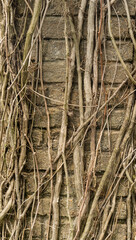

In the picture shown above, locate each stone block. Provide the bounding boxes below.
[25,217,42,237]
[26,147,57,170]
[108,109,125,129]
[102,63,132,84]
[25,172,37,194]
[38,197,51,216]
[95,130,118,152]
[42,16,87,39]
[132,215,136,240]
[34,106,62,128]
[42,17,65,39]
[106,41,133,62]
[112,224,127,240]
[118,177,128,197]
[32,128,60,150]
[97,109,125,130]
[36,83,65,107]
[116,200,126,220]
[25,172,51,194]
[106,16,135,39]
[112,0,136,16]
[60,197,78,217]
[47,0,80,15]
[43,40,65,61]
[26,128,61,170]
[99,130,118,151]
[32,128,43,147]
[59,219,70,239]
[43,61,66,83]
[61,175,76,197]
[95,152,111,172]
[26,149,50,170]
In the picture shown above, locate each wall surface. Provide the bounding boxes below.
[24,0,136,239]
[0,0,136,239]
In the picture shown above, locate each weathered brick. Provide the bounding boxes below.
[118,177,128,197]
[38,197,51,216]
[26,147,58,170]
[42,61,66,83]
[32,128,61,150]
[25,172,37,193]
[26,128,61,170]
[59,218,72,240]
[116,200,126,220]
[43,40,65,61]
[97,109,125,130]
[106,16,135,39]
[42,16,87,39]
[25,172,51,194]
[47,0,80,15]
[95,152,111,172]
[36,84,65,107]
[98,130,119,151]
[25,217,42,237]
[112,0,136,16]
[112,224,127,240]
[86,130,119,152]
[106,41,133,62]
[32,128,43,147]
[61,175,76,197]
[42,17,65,39]
[34,106,62,128]
[102,63,132,84]
[60,197,77,217]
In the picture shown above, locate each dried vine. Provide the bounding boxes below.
[0,0,136,239]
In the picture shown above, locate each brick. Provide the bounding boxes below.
[26,128,61,170]
[106,41,133,62]
[32,128,60,150]
[132,215,136,240]
[87,150,125,173]
[42,16,87,39]
[42,17,65,39]
[36,84,65,107]
[25,172,37,193]
[43,40,65,61]
[86,130,118,152]
[59,218,72,240]
[95,152,111,172]
[38,197,51,216]
[60,197,77,217]
[97,109,125,130]
[98,130,119,151]
[61,176,76,197]
[42,61,66,83]
[116,201,126,220]
[102,63,132,84]
[26,147,58,170]
[112,224,127,240]
[25,172,51,194]
[32,128,43,147]
[106,16,135,39]
[118,177,129,197]
[111,0,136,16]
[25,217,42,237]
[100,86,129,110]
[25,216,47,239]
[34,106,62,128]
[47,0,80,15]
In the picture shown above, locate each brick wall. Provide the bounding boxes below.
[24,1,136,239]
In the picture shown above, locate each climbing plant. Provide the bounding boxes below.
[0,0,136,239]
